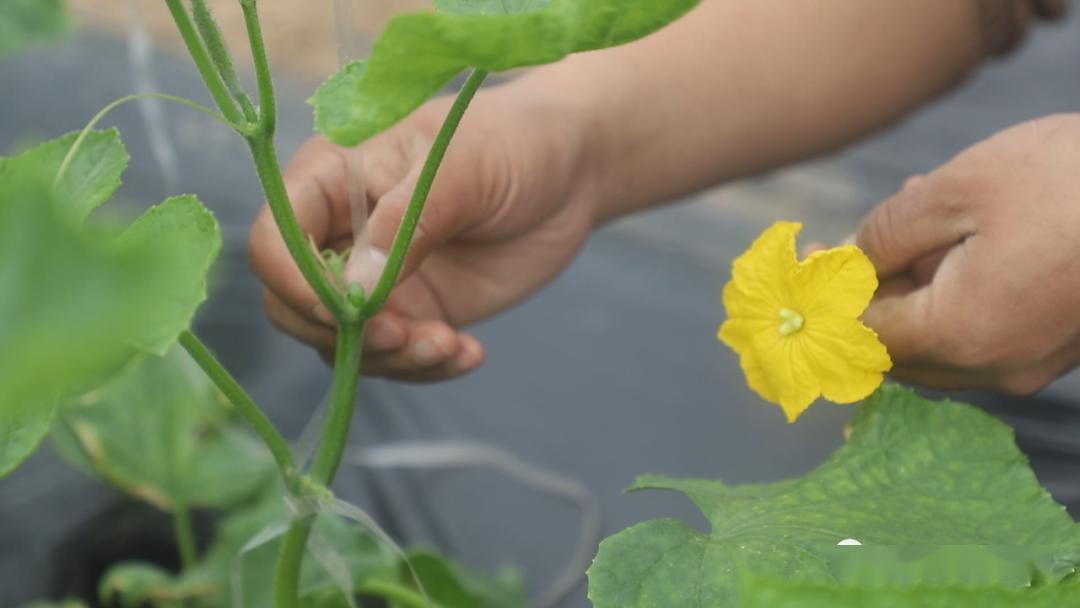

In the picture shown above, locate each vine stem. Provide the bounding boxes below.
[362,69,489,318]
[173,506,198,570]
[54,93,231,186]
[178,331,298,486]
[163,0,245,127]
[273,322,364,608]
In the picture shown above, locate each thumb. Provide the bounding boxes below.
[855,175,973,279]
[861,275,936,364]
[359,163,487,290]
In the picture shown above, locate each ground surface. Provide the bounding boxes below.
[3,5,1080,608]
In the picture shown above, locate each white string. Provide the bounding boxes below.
[126,0,180,194]
[346,440,603,608]
[334,0,373,290]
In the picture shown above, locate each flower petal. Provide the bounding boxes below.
[802,318,892,404]
[748,332,821,422]
[725,221,801,320]
[792,245,878,320]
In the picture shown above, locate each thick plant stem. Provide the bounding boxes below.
[163,0,245,127]
[248,136,349,320]
[273,516,314,608]
[310,322,364,485]
[362,70,489,318]
[191,0,258,122]
[178,331,298,486]
[273,322,363,608]
[240,0,277,137]
[173,506,198,570]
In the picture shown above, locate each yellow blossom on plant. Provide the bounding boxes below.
[718,221,891,423]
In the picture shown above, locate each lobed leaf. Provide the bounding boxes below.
[740,576,1080,608]
[312,0,702,145]
[433,0,551,16]
[51,346,275,512]
[0,129,129,222]
[587,385,1080,607]
[120,195,222,355]
[0,170,173,479]
[0,0,68,58]
[0,130,221,480]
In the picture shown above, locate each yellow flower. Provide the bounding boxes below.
[718,221,891,422]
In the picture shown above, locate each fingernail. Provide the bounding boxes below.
[367,318,404,351]
[412,337,446,367]
[453,343,482,371]
[344,247,389,294]
[312,304,335,326]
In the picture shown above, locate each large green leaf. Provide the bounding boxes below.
[120,195,222,355]
[433,0,551,16]
[312,0,702,145]
[0,129,129,222]
[587,385,1080,607]
[0,0,68,58]
[0,170,173,479]
[51,346,275,512]
[741,576,1080,608]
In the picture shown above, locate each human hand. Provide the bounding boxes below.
[248,87,596,381]
[855,114,1080,394]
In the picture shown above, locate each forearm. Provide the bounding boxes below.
[503,0,1040,222]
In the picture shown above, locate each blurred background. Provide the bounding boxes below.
[2,2,1080,606]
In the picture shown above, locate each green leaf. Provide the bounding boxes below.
[0,169,175,479]
[433,0,551,16]
[120,195,222,355]
[587,385,1080,607]
[51,346,275,512]
[0,0,68,58]
[740,576,1080,608]
[398,550,527,608]
[98,562,217,608]
[0,129,129,222]
[17,601,88,608]
[190,489,399,607]
[312,0,702,145]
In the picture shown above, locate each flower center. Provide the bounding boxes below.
[778,308,804,336]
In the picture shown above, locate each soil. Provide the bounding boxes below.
[69,0,432,79]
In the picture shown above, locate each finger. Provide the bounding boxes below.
[362,323,484,379]
[363,152,493,286]
[248,138,356,327]
[263,289,337,352]
[855,174,975,279]
[363,312,409,354]
[861,275,939,364]
[887,364,987,392]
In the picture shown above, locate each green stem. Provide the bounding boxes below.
[362,69,489,318]
[240,0,277,137]
[309,322,364,484]
[272,516,314,608]
[164,0,245,127]
[361,579,444,608]
[173,506,198,570]
[272,322,362,608]
[55,93,231,186]
[248,136,349,319]
[178,331,298,486]
[191,0,258,122]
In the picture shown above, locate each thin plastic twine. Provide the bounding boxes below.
[126,0,181,193]
[231,388,431,606]
[334,0,374,289]
[346,441,603,608]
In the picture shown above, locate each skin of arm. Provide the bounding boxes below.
[249,0,1005,380]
